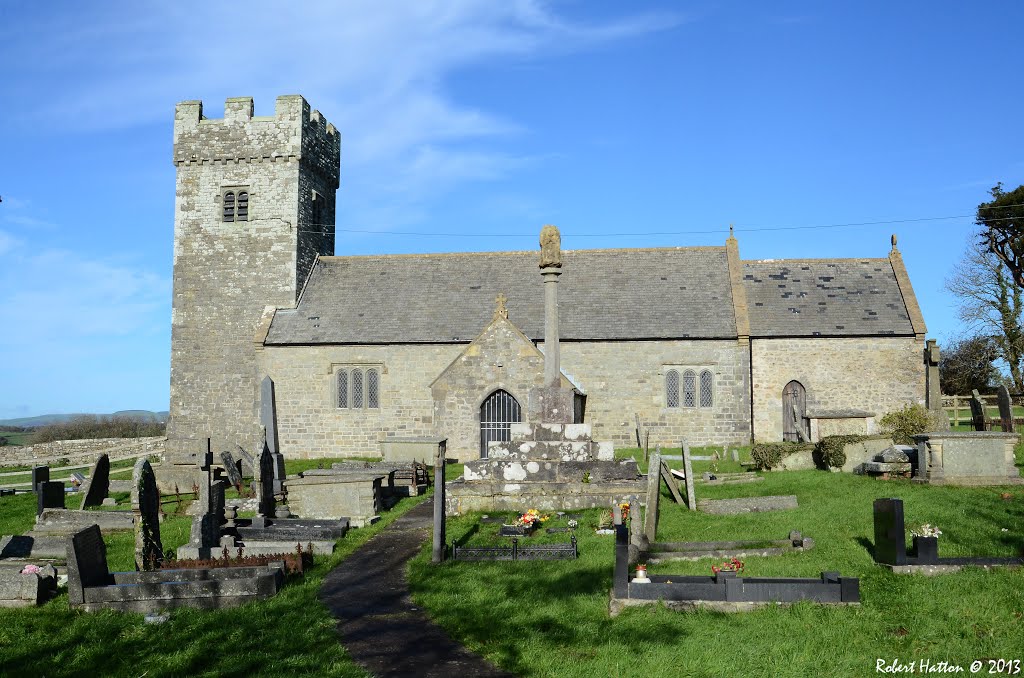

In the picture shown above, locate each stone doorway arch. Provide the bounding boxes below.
[782,380,809,442]
[479,389,522,458]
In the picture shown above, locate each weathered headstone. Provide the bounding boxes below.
[260,376,279,456]
[253,443,276,528]
[66,524,112,606]
[79,454,110,509]
[643,452,661,543]
[31,466,49,493]
[925,339,942,411]
[220,450,244,490]
[659,461,684,504]
[131,458,163,571]
[681,442,696,511]
[236,444,255,477]
[432,440,447,563]
[36,481,65,516]
[997,385,1015,433]
[970,389,987,431]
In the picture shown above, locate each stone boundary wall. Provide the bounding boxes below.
[0,437,165,467]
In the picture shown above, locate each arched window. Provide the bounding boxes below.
[479,389,522,458]
[337,370,348,408]
[666,370,680,408]
[699,370,713,408]
[351,369,364,408]
[236,191,249,221]
[367,369,379,409]
[683,370,696,408]
[223,191,235,222]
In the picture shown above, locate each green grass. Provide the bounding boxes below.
[0,430,34,446]
[0,488,431,677]
[410,470,1024,678]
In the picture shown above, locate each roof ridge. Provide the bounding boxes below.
[742,257,890,264]
[318,246,728,261]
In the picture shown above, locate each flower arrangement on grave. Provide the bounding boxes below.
[619,502,631,521]
[514,508,550,528]
[20,564,41,575]
[910,524,942,538]
[597,510,614,530]
[567,519,578,530]
[711,558,744,575]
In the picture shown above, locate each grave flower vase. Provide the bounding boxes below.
[912,535,939,563]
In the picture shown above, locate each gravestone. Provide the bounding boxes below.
[131,458,163,571]
[221,450,244,490]
[260,376,279,455]
[997,385,1015,433]
[872,498,907,566]
[236,444,255,478]
[643,452,661,542]
[66,524,112,606]
[698,495,799,515]
[79,454,111,509]
[253,443,276,528]
[681,442,696,511]
[970,389,987,431]
[36,481,65,516]
[432,440,447,563]
[31,466,49,493]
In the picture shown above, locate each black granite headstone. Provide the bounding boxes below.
[36,481,65,516]
[131,458,163,571]
[31,466,49,492]
[873,498,907,566]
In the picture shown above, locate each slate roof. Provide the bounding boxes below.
[265,248,738,344]
[742,258,915,337]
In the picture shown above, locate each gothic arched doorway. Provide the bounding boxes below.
[782,380,809,442]
[480,389,522,458]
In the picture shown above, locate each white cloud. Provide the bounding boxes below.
[0,248,170,348]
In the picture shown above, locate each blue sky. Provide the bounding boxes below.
[1,1,1022,419]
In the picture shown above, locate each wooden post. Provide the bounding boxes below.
[682,441,696,511]
[643,451,661,543]
[432,439,447,563]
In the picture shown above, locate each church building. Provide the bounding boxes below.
[166,96,929,463]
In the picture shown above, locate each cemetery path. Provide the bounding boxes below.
[320,499,515,678]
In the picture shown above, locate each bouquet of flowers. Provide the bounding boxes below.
[711,558,744,575]
[514,508,550,528]
[619,502,631,521]
[911,524,942,538]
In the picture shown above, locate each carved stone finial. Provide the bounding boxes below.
[493,292,509,320]
[891,234,898,251]
[730,223,734,237]
[539,224,561,268]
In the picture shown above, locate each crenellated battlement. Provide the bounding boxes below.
[173,95,340,187]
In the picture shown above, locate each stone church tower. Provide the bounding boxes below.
[167,96,340,459]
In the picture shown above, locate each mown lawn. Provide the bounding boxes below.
[410,464,1024,678]
[0,482,430,677]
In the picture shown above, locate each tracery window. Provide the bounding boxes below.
[335,366,381,410]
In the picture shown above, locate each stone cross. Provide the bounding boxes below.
[131,458,163,571]
[493,293,509,320]
[540,224,562,388]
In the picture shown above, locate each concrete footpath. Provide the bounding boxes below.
[319,499,514,677]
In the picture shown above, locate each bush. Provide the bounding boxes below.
[750,441,812,470]
[32,415,165,444]
[815,435,868,469]
[879,404,936,445]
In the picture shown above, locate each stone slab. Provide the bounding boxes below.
[34,508,135,534]
[379,438,445,463]
[287,474,382,522]
[697,495,798,515]
[444,477,644,515]
[0,567,57,608]
[0,534,67,560]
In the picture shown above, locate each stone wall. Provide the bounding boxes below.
[167,95,339,458]
[751,336,925,442]
[0,437,164,467]
[258,336,751,462]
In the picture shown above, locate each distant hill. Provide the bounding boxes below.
[0,410,169,428]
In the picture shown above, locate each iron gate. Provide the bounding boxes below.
[480,389,521,458]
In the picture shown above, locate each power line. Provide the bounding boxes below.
[285,204,1024,238]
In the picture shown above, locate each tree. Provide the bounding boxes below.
[946,238,1024,391]
[978,183,1024,287]
[938,334,1000,395]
